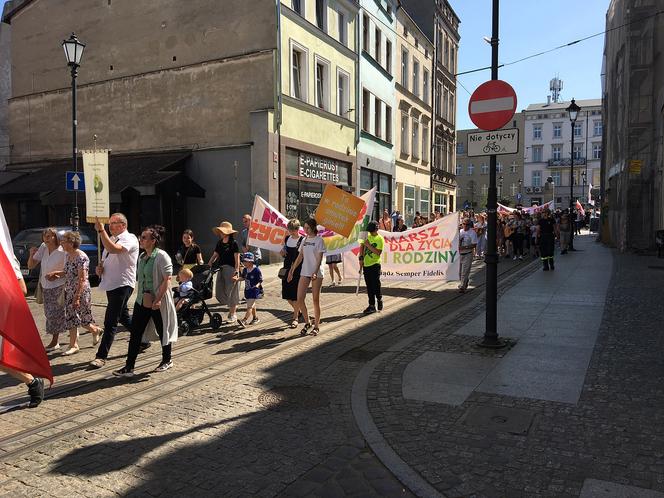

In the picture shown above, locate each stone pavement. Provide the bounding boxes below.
[359,234,664,497]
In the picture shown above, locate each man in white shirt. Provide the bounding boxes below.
[458,218,478,293]
[90,213,139,368]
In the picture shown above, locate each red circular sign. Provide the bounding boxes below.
[468,80,517,131]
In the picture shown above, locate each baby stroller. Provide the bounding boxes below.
[175,264,223,336]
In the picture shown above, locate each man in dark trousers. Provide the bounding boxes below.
[537,208,559,271]
[360,221,384,314]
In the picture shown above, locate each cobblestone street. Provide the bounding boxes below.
[1,235,663,498]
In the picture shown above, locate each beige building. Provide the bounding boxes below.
[0,0,359,257]
[393,6,433,225]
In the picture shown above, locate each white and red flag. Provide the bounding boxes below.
[0,203,53,384]
[575,200,586,217]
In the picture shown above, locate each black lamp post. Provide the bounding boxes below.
[498,175,504,203]
[566,99,580,249]
[517,178,522,204]
[62,33,85,231]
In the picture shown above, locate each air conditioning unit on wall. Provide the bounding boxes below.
[534,187,543,193]
[525,187,533,194]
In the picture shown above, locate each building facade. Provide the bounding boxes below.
[357,0,396,221]
[394,0,459,216]
[0,21,9,171]
[279,0,360,223]
[0,0,360,258]
[393,6,433,225]
[602,0,664,251]
[523,99,602,209]
[455,114,525,210]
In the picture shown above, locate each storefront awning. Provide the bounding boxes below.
[0,151,204,198]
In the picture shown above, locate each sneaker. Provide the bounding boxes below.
[363,305,376,314]
[518,255,523,260]
[237,318,246,329]
[62,346,79,356]
[139,342,151,353]
[513,256,517,261]
[250,317,260,325]
[45,344,61,352]
[112,367,134,378]
[27,378,44,408]
[227,315,238,324]
[89,358,106,369]
[377,300,383,311]
[154,361,173,372]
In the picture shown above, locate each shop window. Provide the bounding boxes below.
[419,188,430,218]
[361,168,392,221]
[404,185,416,225]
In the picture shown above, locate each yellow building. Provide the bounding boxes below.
[394,7,434,225]
[278,0,360,221]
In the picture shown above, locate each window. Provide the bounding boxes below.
[497,162,503,173]
[532,146,543,162]
[385,105,392,143]
[315,0,326,31]
[420,189,430,217]
[412,119,420,159]
[532,170,542,187]
[510,183,517,196]
[456,142,465,154]
[573,144,583,160]
[292,0,303,15]
[553,123,562,139]
[552,145,561,161]
[435,81,442,117]
[450,46,456,73]
[362,89,370,132]
[404,185,416,225]
[510,163,517,173]
[468,163,474,175]
[337,9,347,46]
[443,88,449,121]
[361,169,392,221]
[375,27,381,64]
[374,98,382,138]
[363,14,370,51]
[337,69,350,116]
[449,92,455,124]
[423,69,430,104]
[422,125,429,162]
[533,124,542,139]
[434,192,447,215]
[444,38,450,68]
[315,57,330,111]
[574,122,583,137]
[480,163,488,175]
[481,184,488,196]
[291,43,307,101]
[412,59,420,97]
[593,120,603,136]
[401,49,409,90]
[456,164,462,175]
[551,171,561,185]
[592,143,602,160]
[400,113,409,155]
[385,40,392,74]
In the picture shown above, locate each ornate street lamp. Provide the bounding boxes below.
[566,99,581,249]
[62,33,86,231]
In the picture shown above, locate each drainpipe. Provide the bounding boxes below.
[275,0,283,210]
[354,5,361,195]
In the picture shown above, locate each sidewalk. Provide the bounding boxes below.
[355,234,664,497]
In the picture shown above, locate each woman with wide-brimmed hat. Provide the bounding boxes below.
[208,221,241,323]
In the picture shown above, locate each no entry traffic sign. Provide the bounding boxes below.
[468,80,517,131]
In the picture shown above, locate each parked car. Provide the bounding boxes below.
[12,226,100,287]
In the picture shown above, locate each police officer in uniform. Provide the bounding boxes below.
[536,208,559,271]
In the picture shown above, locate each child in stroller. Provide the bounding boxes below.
[174,264,223,335]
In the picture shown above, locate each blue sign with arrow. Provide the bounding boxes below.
[65,171,85,192]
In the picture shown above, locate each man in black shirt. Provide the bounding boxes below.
[537,209,559,271]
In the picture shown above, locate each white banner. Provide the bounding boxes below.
[247,188,377,255]
[498,200,554,215]
[343,213,460,281]
[82,150,110,223]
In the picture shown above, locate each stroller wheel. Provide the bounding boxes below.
[179,321,191,337]
[211,313,223,331]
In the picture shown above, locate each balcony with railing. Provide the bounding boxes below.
[547,157,586,168]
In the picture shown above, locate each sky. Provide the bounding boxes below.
[1,0,609,131]
[448,0,610,130]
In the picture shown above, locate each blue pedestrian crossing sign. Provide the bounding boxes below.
[65,171,85,192]
[516,192,523,202]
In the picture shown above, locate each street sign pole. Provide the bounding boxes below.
[480,0,504,348]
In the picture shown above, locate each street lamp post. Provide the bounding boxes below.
[566,98,581,250]
[517,178,522,206]
[498,175,504,203]
[62,33,86,231]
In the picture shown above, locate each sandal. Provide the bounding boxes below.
[300,323,311,336]
[310,327,319,337]
[290,320,298,329]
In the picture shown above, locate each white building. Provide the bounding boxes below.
[523,99,603,208]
